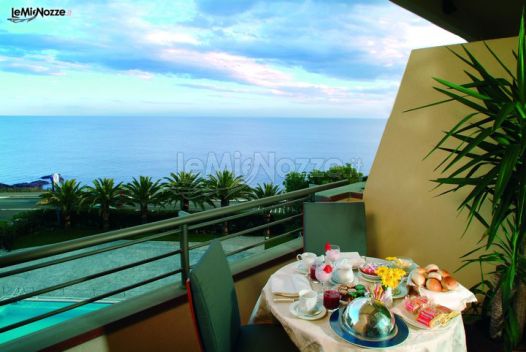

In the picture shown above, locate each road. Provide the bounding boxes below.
[0,193,42,221]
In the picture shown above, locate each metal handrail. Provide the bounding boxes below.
[188,213,303,251]
[0,180,347,267]
[0,269,182,334]
[0,180,349,337]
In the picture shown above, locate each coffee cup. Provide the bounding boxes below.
[296,252,317,269]
[298,289,318,315]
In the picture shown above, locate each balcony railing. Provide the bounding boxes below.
[0,180,348,343]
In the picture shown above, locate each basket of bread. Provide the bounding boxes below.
[409,264,459,292]
[408,263,477,311]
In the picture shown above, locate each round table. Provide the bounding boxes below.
[253,261,467,352]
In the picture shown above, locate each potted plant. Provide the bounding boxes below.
[409,15,526,350]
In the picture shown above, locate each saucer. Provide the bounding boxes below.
[289,301,327,320]
[295,263,309,275]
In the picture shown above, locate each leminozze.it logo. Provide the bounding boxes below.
[8,7,71,23]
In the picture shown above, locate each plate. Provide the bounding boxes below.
[358,271,381,282]
[289,301,327,320]
[392,285,409,299]
[329,310,409,349]
[394,302,458,330]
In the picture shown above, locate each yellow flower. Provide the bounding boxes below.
[385,256,398,261]
[376,266,404,289]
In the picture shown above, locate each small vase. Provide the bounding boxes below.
[382,287,393,308]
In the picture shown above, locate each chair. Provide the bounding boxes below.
[303,201,367,255]
[186,240,298,352]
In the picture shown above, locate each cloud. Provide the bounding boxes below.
[0,53,86,75]
[0,1,462,79]
[0,0,463,116]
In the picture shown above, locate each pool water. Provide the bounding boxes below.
[0,300,111,344]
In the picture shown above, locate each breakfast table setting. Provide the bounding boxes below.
[252,243,477,351]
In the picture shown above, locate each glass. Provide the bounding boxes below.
[315,264,333,286]
[326,245,341,263]
[309,264,318,281]
[323,289,340,310]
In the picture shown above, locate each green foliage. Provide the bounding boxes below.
[1,164,358,250]
[205,170,252,207]
[252,183,282,199]
[39,179,84,228]
[125,176,163,222]
[410,15,526,350]
[282,171,309,192]
[84,178,124,230]
[164,171,209,212]
[308,164,363,185]
[0,220,15,250]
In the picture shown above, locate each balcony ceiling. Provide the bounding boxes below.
[390,0,526,41]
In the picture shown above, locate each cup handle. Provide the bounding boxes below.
[296,254,302,261]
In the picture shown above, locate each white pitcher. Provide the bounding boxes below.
[332,260,354,284]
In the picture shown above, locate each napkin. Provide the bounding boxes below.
[270,273,311,297]
[338,252,365,268]
[418,284,477,311]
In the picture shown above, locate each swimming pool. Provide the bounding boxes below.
[0,300,111,344]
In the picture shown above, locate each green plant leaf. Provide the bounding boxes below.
[493,102,516,130]
[494,145,521,201]
[441,128,497,172]
[433,86,490,115]
[484,41,517,80]
[516,101,526,119]
[433,77,492,100]
[518,13,526,104]
[424,112,479,160]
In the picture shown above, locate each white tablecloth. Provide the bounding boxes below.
[253,261,467,352]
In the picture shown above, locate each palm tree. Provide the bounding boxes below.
[39,179,83,229]
[164,171,209,212]
[206,170,252,234]
[85,178,123,230]
[205,170,252,207]
[253,183,282,199]
[253,183,282,238]
[124,176,163,223]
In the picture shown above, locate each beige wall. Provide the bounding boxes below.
[65,257,294,352]
[364,36,517,288]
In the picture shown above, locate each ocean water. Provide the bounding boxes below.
[0,116,386,187]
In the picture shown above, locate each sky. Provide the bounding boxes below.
[0,0,464,118]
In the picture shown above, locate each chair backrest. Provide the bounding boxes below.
[187,240,241,352]
[303,201,367,255]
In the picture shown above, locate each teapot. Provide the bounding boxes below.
[332,259,354,284]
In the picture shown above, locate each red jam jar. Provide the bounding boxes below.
[310,264,317,281]
[323,289,340,310]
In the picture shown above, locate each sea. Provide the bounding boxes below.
[0,116,387,187]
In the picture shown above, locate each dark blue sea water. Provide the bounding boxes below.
[0,116,386,186]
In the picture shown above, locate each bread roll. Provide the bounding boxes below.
[428,272,442,281]
[443,276,458,290]
[411,272,426,286]
[426,278,442,292]
[417,267,426,275]
[441,269,451,278]
[425,264,440,273]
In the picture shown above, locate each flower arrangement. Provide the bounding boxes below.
[375,266,406,289]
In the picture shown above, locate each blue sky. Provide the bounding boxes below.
[0,0,463,118]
